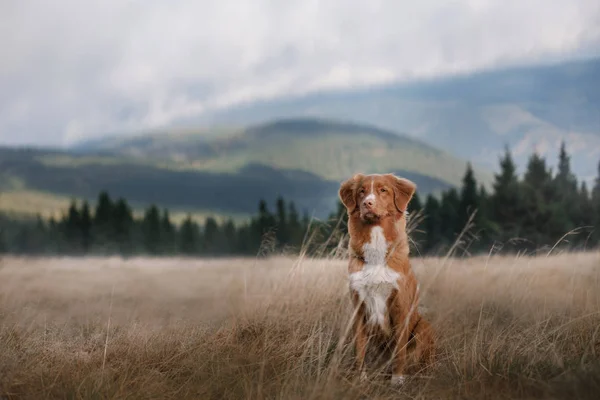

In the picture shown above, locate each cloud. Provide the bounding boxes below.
[1,0,599,146]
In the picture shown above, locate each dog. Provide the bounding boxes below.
[338,173,435,386]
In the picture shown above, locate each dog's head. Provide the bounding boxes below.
[338,173,416,224]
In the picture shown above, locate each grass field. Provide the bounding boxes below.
[1,250,600,399]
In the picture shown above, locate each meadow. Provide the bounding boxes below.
[1,250,599,399]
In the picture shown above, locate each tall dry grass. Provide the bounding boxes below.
[1,248,600,399]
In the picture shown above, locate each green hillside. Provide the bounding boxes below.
[74,118,490,187]
[0,156,452,222]
[1,118,482,220]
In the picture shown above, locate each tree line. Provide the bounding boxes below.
[1,142,599,257]
[409,142,600,255]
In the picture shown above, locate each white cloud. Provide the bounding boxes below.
[0,0,599,146]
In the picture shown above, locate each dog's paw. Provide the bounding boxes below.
[390,374,407,387]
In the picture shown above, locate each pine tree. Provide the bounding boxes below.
[234,224,253,255]
[476,185,493,250]
[287,201,303,249]
[254,199,276,253]
[0,226,5,254]
[142,205,161,254]
[423,194,442,254]
[555,141,578,194]
[222,219,237,254]
[112,198,134,255]
[521,153,569,251]
[439,188,460,245]
[593,161,600,203]
[575,182,595,249]
[80,201,93,253]
[160,209,176,255]
[47,216,62,252]
[180,215,200,255]
[458,162,480,231]
[490,146,524,247]
[408,192,423,214]
[26,214,48,254]
[592,161,600,247]
[275,196,289,248]
[553,141,578,236]
[203,217,219,253]
[64,199,81,253]
[94,191,114,250]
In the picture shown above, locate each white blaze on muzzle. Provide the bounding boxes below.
[364,180,376,205]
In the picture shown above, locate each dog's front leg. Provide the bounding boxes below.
[390,299,412,386]
[351,291,368,381]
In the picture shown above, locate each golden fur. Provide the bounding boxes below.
[339,173,436,383]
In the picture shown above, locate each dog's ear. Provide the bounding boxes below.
[387,174,417,213]
[339,174,363,213]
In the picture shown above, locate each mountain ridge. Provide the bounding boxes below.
[70,117,484,187]
[1,118,466,220]
[197,57,600,183]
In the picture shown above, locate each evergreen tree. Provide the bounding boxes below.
[521,153,569,250]
[458,162,480,231]
[47,216,62,253]
[254,200,277,253]
[64,199,81,253]
[13,225,36,254]
[23,214,49,254]
[94,191,114,250]
[408,192,423,214]
[142,205,161,254]
[275,196,289,248]
[0,226,5,254]
[160,209,176,254]
[112,198,134,255]
[423,194,442,254]
[287,201,303,249]
[553,142,579,238]
[554,141,578,194]
[592,161,600,246]
[575,182,595,248]
[593,161,600,203]
[80,201,93,253]
[203,217,219,253]
[222,219,237,254]
[439,188,460,245]
[180,215,200,255]
[520,154,547,248]
[234,224,253,255]
[476,185,493,250]
[489,146,524,247]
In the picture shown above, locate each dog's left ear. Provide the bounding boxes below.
[339,174,363,213]
[387,174,417,213]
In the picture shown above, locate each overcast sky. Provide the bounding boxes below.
[1,0,599,147]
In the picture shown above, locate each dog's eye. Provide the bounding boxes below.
[380,188,386,193]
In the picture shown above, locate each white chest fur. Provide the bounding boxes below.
[349,226,401,330]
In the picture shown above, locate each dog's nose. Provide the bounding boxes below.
[363,199,374,208]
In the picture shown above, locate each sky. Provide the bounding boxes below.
[1,0,599,147]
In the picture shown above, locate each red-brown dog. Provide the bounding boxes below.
[339,173,435,386]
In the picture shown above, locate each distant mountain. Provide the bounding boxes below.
[198,57,600,183]
[73,117,484,187]
[2,118,465,220]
